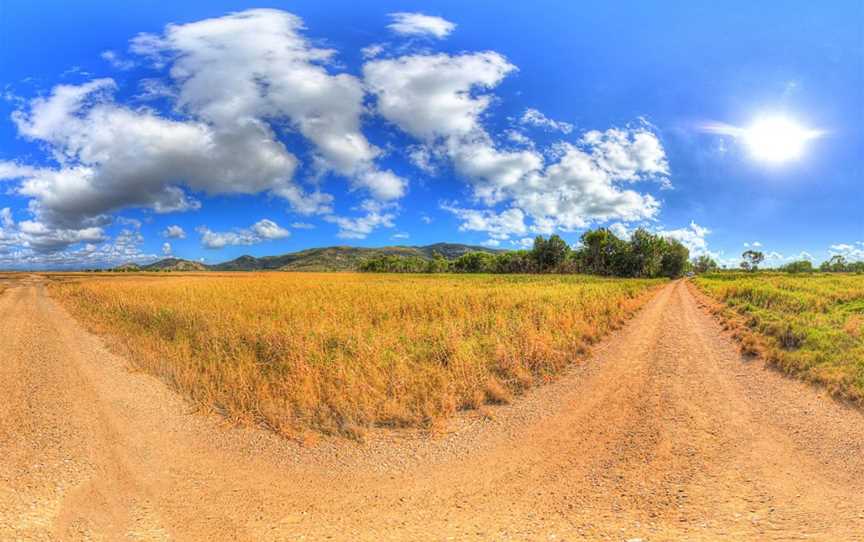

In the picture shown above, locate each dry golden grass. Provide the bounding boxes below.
[48,272,661,436]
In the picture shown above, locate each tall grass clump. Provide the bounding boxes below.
[49,273,661,436]
[695,273,864,402]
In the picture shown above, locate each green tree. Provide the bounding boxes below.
[660,239,690,278]
[574,228,627,276]
[425,254,451,273]
[626,228,666,277]
[453,252,495,273]
[692,255,719,274]
[820,255,849,272]
[531,235,571,272]
[780,260,814,273]
[741,250,765,272]
[492,250,534,273]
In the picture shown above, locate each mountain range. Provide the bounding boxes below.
[115,243,500,272]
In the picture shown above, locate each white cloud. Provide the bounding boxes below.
[3,9,417,257]
[482,238,501,247]
[608,222,631,240]
[506,138,662,230]
[100,50,135,70]
[505,129,534,147]
[657,222,711,256]
[134,9,403,200]
[387,12,456,39]
[197,218,290,249]
[3,8,675,261]
[519,108,573,134]
[580,127,669,181]
[365,52,516,141]
[162,242,172,255]
[407,145,438,174]
[7,78,308,236]
[325,200,396,239]
[16,220,106,253]
[442,205,528,240]
[0,219,155,269]
[135,78,177,101]
[391,232,410,240]
[251,218,290,240]
[290,222,315,229]
[361,43,385,59]
[513,237,534,249]
[0,161,40,180]
[0,208,13,229]
[365,51,669,234]
[162,225,186,239]
[744,241,762,248]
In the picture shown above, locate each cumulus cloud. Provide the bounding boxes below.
[324,200,396,239]
[162,242,172,255]
[387,12,456,39]
[365,52,516,141]
[0,216,154,269]
[365,51,669,237]
[3,8,674,262]
[162,225,186,239]
[657,222,711,256]
[197,219,290,249]
[3,9,410,256]
[5,77,306,234]
[251,218,290,240]
[519,108,573,134]
[441,205,528,240]
[133,8,403,199]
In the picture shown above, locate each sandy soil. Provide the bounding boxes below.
[1,276,863,541]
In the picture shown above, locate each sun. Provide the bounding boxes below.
[741,116,822,163]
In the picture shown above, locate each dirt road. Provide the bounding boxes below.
[1,277,863,541]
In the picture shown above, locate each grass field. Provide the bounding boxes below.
[48,273,661,437]
[694,273,864,402]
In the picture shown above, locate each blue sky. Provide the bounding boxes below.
[1,0,862,268]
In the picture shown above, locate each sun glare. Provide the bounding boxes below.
[742,116,822,163]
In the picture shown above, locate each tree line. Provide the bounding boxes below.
[691,251,864,274]
[359,228,691,278]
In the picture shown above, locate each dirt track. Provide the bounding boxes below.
[1,276,863,541]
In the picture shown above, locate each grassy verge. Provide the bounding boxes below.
[694,273,864,402]
[49,272,662,437]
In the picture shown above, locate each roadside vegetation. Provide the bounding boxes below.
[694,273,864,402]
[360,229,691,278]
[48,273,662,437]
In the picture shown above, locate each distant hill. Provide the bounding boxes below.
[213,243,499,271]
[143,258,209,272]
[115,243,499,272]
